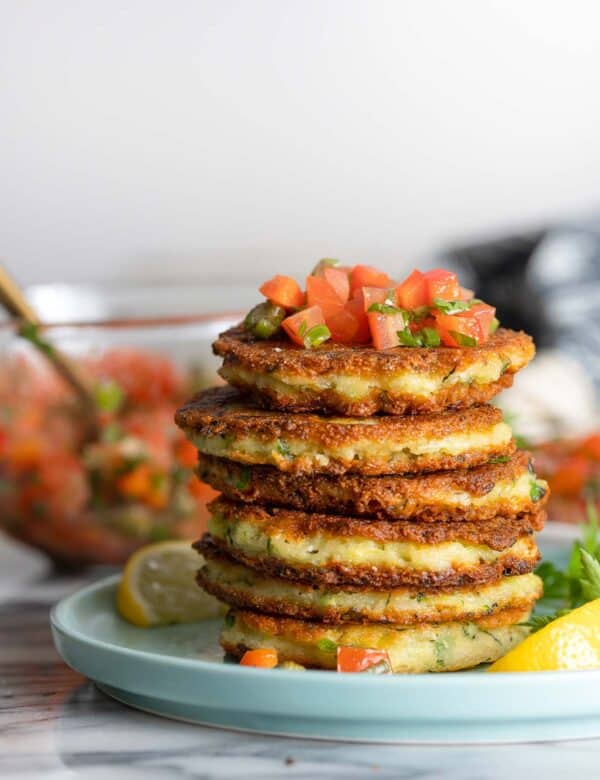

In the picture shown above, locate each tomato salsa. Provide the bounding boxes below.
[245,261,499,350]
[0,348,217,565]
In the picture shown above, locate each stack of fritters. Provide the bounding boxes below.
[175,326,549,673]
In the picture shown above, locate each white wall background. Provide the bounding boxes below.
[2,0,600,287]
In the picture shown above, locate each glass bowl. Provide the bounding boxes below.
[0,283,248,568]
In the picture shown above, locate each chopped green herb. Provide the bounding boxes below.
[316,638,337,654]
[233,468,251,491]
[531,502,600,630]
[410,305,431,323]
[244,302,286,339]
[224,612,235,628]
[102,422,123,443]
[94,379,125,413]
[420,327,441,347]
[488,455,510,464]
[449,331,478,347]
[580,549,600,601]
[530,480,547,502]
[276,439,292,458]
[433,298,475,315]
[397,327,423,347]
[490,317,500,334]
[522,610,572,633]
[368,302,403,316]
[433,638,449,666]
[311,258,340,274]
[303,324,331,349]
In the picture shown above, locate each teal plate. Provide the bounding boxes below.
[51,574,600,743]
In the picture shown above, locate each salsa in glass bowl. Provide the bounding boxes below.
[0,283,247,567]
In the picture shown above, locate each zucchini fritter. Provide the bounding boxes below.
[198,546,543,625]
[198,500,541,589]
[197,451,549,522]
[177,387,514,476]
[214,326,534,416]
[220,607,532,672]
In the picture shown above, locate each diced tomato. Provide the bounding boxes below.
[409,316,436,334]
[326,307,360,344]
[354,286,397,312]
[459,303,496,344]
[457,286,475,301]
[423,269,460,304]
[187,476,219,503]
[89,349,186,406]
[323,267,350,303]
[306,276,344,319]
[349,265,393,294]
[396,269,428,309]
[174,438,198,469]
[577,434,600,461]
[337,646,392,674]
[116,464,153,499]
[282,305,327,347]
[344,297,371,343]
[550,456,591,498]
[434,312,481,347]
[259,275,305,310]
[367,310,405,350]
[240,648,279,668]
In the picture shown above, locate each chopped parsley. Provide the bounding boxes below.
[449,331,478,347]
[530,480,547,502]
[316,638,337,654]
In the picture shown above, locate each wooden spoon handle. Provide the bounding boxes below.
[0,264,99,437]
[0,265,41,324]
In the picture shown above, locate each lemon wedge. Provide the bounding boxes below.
[488,599,600,672]
[117,540,227,627]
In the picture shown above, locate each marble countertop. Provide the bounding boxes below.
[2,535,599,780]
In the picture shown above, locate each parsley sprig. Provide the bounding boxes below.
[527,502,600,631]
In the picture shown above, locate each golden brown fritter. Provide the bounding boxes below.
[197,544,543,625]
[197,451,549,522]
[220,607,532,672]
[194,500,543,590]
[207,496,546,550]
[213,325,535,416]
[176,386,514,475]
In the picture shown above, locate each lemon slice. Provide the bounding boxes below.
[488,599,600,672]
[117,540,227,627]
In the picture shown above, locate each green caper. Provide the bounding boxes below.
[243,302,286,339]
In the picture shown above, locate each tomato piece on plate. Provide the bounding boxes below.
[306,276,344,319]
[396,269,428,309]
[240,648,279,668]
[434,312,481,347]
[349,265,393,294]
[282,305,326,347]
[259,275,305,310]
[367,310,406,350]
[460,302,496,343]
[550,455,591,498]
[326,307,360,344]
[577,434,600,461]
[344,296,371,343]
[323,267,350,303]
[423,269,460,304]
[337,646,392,674]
